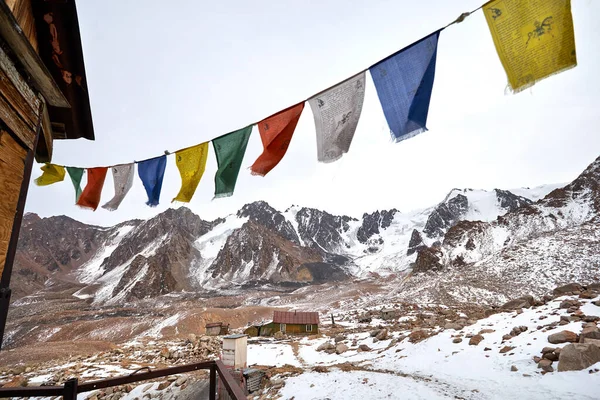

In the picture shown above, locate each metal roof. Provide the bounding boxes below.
[273,311,319,325]
[205,322,223,328]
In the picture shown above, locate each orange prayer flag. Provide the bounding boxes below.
[251,103,304,176]
[77,167,108,211]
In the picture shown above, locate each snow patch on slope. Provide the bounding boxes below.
[77,224,135,284]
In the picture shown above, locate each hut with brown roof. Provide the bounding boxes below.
[259,311,319,336]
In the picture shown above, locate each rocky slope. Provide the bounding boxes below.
[10,161,583,306]
[402,156,600,304]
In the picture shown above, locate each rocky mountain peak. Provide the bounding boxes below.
[423,193,469,238]
[356,209,399,243]
[237,201,300,244]
[543,156,600,211]
[494,189,532,212]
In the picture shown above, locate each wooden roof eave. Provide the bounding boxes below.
[0,0,70,109]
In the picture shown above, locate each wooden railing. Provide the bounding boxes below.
[0,360,246,400]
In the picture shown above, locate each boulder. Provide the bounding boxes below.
[541,347,556,354]
[157,381,171,390]
[317,342,335,352]
[557,343,600,372]
[335,343,349,354]
[501,295,535,310]
[511,365,518,372]
[560,299,580,309]
[553,283,584,296]
[376,329,388,341]
[579,290,598,299]
[579,326,600,343]
[548,331,578,344]
[370,329,381,338]
[453,338,463,344]
[538,358,553,372]
[334,335,346,343]
[500,346,515,354]
[543,352,559,362]
[469,335,484,346]
[409,330,429,343]
[359,344,371,352]
[479,329,495,335]
[444,323,462,330]
[274,331,285,340]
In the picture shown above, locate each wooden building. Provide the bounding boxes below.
[0,0,95,348]
[258,311,319,336]
[205,322,229,336]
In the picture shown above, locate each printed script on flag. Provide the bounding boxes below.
[484,0,577,92]
[308,72,366,163]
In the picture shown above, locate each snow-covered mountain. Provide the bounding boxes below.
[12,162,588,306]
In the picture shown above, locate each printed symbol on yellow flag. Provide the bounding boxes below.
[484,0,577,93]
[173,142,209,203]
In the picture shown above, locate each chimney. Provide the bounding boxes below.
[294,310,297,315]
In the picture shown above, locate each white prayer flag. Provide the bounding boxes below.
[308,72,366,163]
[102,163,134,211]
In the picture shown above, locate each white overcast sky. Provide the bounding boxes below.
[24,0,600,226]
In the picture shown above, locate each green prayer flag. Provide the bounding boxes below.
[212,126,253,198]
[67,167,84,202]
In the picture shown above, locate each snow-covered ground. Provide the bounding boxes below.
[248,295,600,399]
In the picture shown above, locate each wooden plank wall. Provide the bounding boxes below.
[0,41,41,150]
[0,129,27,278]
[5,0,38,52]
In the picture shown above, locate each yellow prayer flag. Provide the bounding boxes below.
[35,163,66,186]
[172,142,209,203]
[484,0,577,93]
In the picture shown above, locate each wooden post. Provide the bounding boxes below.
[62,378,78,400]
[209,364,217,400]
[0,108,41,350]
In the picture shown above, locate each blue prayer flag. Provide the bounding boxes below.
[138,155,167,207]
[370,32,440,142]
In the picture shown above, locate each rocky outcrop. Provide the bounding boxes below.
[423,194,468,238]
[407,230,426,256]
[412,247,443,274]
[557,343,600,372]
[295,207,356,252]
[357,209,398,243]
[238,201,301,245]
[494,189,532,213]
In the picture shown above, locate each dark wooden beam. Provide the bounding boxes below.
[0,0,70,108]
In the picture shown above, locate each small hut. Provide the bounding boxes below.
[380,309,397,320]
[205,322,229,336]
[260,311,319,336]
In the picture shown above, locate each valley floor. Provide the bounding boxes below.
[252,295,600,399]
[2,291,600,399]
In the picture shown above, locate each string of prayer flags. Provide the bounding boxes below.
[102,163,135,211]
[138,155,167,207]
[484,0,577,93]
[308,72,366,163]
[251,103,304,176]
[34,163,65,186]
[173,142,209,203]
[76,167,108,211]
[371,32,440,142]
[66,167,84,202]
[213,126,252,198]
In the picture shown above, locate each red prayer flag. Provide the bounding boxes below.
[77,167,108,211]
[251,103,304,176]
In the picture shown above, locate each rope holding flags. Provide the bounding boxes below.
[33,0,580,211]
